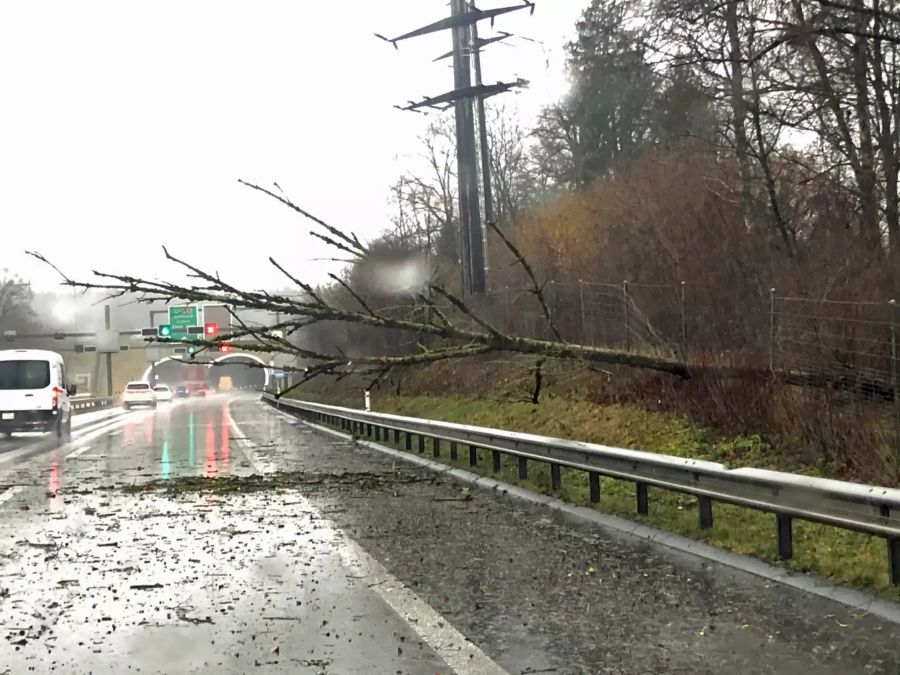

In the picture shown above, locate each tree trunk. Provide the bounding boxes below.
[726,0,754,227]
[872,1,900,266]
[850,2,882,251]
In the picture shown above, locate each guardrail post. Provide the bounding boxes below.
[450,442,458,461]
[889,537,900,586]
[394,429,401,445]
[776,514,793,560]
[469,445,478,467]
[405,432,412,451]
[366,423,373,438]
[517,456,527,480]
[588,472,600,504]
[698,496,713,529]
[433,438,441,458]
[769,288,777,372]
[492,450,501,473]
[374,426,381,441]
[636,482,649,516]
[418,435,426,454]
[551,463,561,492]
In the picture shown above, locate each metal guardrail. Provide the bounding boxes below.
[264,394,900,586]
[70,397,116,413]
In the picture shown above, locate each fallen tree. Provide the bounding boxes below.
[29,180,688,399]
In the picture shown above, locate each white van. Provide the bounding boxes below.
[0,350,75,438]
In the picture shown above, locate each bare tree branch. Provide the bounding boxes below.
[485,221,564,342]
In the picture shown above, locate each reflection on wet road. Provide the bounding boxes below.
[0,397,237,485]
[64,399,235,486]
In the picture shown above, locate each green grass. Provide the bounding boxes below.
[298,391,900,602]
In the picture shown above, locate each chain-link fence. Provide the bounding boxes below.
[771,294,898,406]
[479,280,684,356]
[331,277,897,413]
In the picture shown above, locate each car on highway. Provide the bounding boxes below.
[122,381,157,410]
[186,381,208,397]
[0,349,75,438]
[153,384,173,403]
[175,384,190,399]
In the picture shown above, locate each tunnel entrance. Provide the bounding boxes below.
[142,354,267,391]
[209,355,266,391]
[147,360,208,389]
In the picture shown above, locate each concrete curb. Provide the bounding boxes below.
[272,407,900,626]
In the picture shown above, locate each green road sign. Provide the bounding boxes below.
[169,306,199,340]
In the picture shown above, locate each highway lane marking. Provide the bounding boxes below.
[0,486,24,507]
[226,408,270,474]
[65,445,92,460]
[228,402,510,675]
[0,411,141,469]
[335,537,509,675]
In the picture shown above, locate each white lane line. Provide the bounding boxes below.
[226,407,268,474]
[229,403,510,675]
[336,537,509,675]
[0,410,139,468]
[0,486,24,507]
[65,445,92,460]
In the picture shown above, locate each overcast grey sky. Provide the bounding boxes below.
[1,1,585,292]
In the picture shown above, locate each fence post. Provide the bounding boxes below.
[623,280,631,351]
[680,281,687,350]
[364,390,371,412]
[579,280,588,345]
[890,299,898,426]
[769,288,777,373]
[504,286,511,329]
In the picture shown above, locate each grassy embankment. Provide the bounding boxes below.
[291,361,900,602]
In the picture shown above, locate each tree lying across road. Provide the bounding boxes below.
[28,180,688,400]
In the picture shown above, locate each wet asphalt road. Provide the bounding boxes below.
[1,393,899,674]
